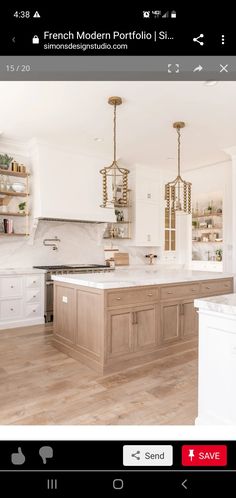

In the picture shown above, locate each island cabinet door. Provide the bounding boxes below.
[54,285,76,344]
[160,301,181,344]
[133,305,159,352]
[181,300,198,338]
[107,309,133,359]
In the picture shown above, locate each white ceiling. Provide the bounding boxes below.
[0,81,235,170]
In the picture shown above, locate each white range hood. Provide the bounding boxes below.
[31,141,116,224]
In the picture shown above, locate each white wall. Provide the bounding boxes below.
[0,140,108,267]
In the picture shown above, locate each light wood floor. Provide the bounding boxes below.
[0,325,198,425]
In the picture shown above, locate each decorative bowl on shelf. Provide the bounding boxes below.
[11,182,25,193]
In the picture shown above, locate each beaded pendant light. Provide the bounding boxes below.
[165,122,192,214]
[100,96,129,208]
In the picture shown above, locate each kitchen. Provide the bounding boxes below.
[0,81,236,425]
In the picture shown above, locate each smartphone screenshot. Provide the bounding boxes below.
[0,4,236,495]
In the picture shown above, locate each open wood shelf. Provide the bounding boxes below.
[0,168,29,178]
[192,240,223,243]
[192,213,222,218]
[192,227,222,231]
[0,191,27,197]
[103,237,131,240]
[0,233,29,236]
[0,212,29,217]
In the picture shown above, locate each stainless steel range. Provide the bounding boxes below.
[33,264,113,322]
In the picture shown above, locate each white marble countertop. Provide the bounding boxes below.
[52,269,233,290]
[0,267,46,275]
[195,293,236,315]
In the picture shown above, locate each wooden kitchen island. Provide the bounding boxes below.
[52,269,233,374]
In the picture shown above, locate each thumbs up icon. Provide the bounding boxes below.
[11,447,26,465]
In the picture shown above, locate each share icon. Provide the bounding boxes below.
[193,34,204,46]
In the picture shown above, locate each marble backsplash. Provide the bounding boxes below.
[0,221,164,268]
[0,220,106,268]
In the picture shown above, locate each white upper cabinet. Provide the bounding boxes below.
[135,202,160,246]
[135,174,160,204]
[31,142,115,223]
[131,165,161,247]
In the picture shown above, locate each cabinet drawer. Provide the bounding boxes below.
[26,289,41,303]
[0,277,23,298]
[107,287,158,307]
[26,303,41,318]
[201,279,233,296]
[0,299,23,320]
[25,275,41,288]
[161,283,200,301]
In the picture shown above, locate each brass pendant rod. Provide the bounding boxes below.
[112,103,117,197]
[113,102,117,162]
[177,126,181,205]
[177,126,181,177]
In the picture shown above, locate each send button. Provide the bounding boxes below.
[123,445,173,466]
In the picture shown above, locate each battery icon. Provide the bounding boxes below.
[171,11,176,18]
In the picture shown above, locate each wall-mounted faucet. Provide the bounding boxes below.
[43,236,61,251]
[145,254,157,265]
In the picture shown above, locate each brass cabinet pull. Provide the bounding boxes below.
[116,297,121,301]
[132,312,138,325]
[167,291,173,295]
[191,289,196,292]
[182,303,185,315]
[10,308,14,311]
[132,312,135,325]
[205,286,210,290]
[10,285,14,288]
[147,293,153,297]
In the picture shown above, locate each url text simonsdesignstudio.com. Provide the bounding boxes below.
[43,43,128,51]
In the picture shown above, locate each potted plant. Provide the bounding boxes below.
[215,248,223,262]
[18,201,26,214]
[192,220,198,229]
[0,154,13,170]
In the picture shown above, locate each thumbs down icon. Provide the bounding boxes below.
[39,446,53,464]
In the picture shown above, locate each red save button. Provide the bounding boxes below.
[182,445,227,466]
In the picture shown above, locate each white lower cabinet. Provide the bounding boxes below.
[26,303,41,318]
[0,299,23,320]
[0,276,23,298]
[0,273,45,329]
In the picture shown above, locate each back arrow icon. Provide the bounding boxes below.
[182,479,188,490]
